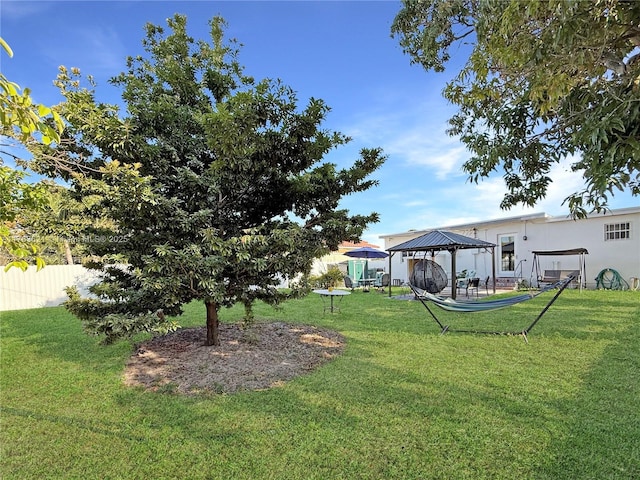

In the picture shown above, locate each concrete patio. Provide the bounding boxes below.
[388,283,515,300]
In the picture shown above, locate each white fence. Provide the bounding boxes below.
[0,265,101,312]
[0,265,293,312]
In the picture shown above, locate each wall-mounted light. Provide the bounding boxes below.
[523,235,528,241]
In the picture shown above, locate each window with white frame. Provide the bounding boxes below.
[498,233,516,273]
[604,222,630,241]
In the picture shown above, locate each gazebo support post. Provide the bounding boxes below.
[450,248,457,300]
[491,247,496,294]
[388,253,393,297]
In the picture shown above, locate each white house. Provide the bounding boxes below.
[380,206,640,290]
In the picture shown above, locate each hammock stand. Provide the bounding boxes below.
[409,275,575,343]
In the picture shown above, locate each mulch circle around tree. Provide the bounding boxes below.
[124,322,345,395]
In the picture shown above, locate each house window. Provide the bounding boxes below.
[499,234,515,273]
[604,222,630,241]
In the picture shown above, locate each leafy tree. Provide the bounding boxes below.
[0,38,63,147]
[58,15,385,345]
[12,182,111,265]
[392,0,640,217]
[0,37,65,270]
[0,166,48,270]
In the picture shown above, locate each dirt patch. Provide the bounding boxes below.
[124,322,345,395]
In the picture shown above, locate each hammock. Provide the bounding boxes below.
[411,282,560,313]
[409,275,575,342]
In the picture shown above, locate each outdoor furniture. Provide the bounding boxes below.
[483,276,491,295]
[386,230,497,300]
[344,246,389,293]
[343,275,355,291]
[456,277,467,294]
[375,273,390,292]
[456,270,476,296]
[312,289,350,313]
[539,269,580,286]
[409,275,575,342]
[532,248,588,290]
[411,259,447,294]
[359,278,376,292]
[466,277,480,298]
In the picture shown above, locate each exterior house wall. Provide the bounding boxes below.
[525,209,639,288]
[381,207,640,289]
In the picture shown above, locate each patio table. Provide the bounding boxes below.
[312,289,350,313]
[358,278,377,292]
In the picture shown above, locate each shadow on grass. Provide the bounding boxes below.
[0,306,132,373]
[531,306,640,478]
[2,290,638,478]
[100,330,630,478]
[3,406,149,443]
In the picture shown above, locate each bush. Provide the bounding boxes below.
[309,267,344,289]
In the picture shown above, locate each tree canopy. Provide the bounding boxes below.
[55,15,385,345]
[392,0,640,217]
[0,37,65,270]
[0,38,63,147]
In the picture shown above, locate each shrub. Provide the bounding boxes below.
[309,267,344,288]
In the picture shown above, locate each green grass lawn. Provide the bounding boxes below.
[1,288,639,479]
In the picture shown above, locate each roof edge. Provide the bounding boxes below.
[379,206,640,240]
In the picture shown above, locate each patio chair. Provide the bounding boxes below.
[456,270,476,296]
[376,273,390,292]
[466,277,480,298]
[343,275,355,291]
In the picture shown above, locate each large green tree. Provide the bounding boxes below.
[392,0,640,217]
[57,15,385,345]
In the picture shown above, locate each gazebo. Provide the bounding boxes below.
[386,230,497,299]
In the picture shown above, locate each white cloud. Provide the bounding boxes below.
[1,2,51,19]
[44,26,127,78]
[386,126,464,161]
[536,158,586,211]
[380,155,593,233]
[343,104,471,188]
[466,155,587,219]
[402,199,430,208]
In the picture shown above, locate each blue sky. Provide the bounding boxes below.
[2,1,637,246]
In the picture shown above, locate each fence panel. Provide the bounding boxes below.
[1,265,100,311]
[1,265,293,312]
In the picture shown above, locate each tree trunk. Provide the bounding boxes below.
[64,240,74,265]
[205,301,220,346]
